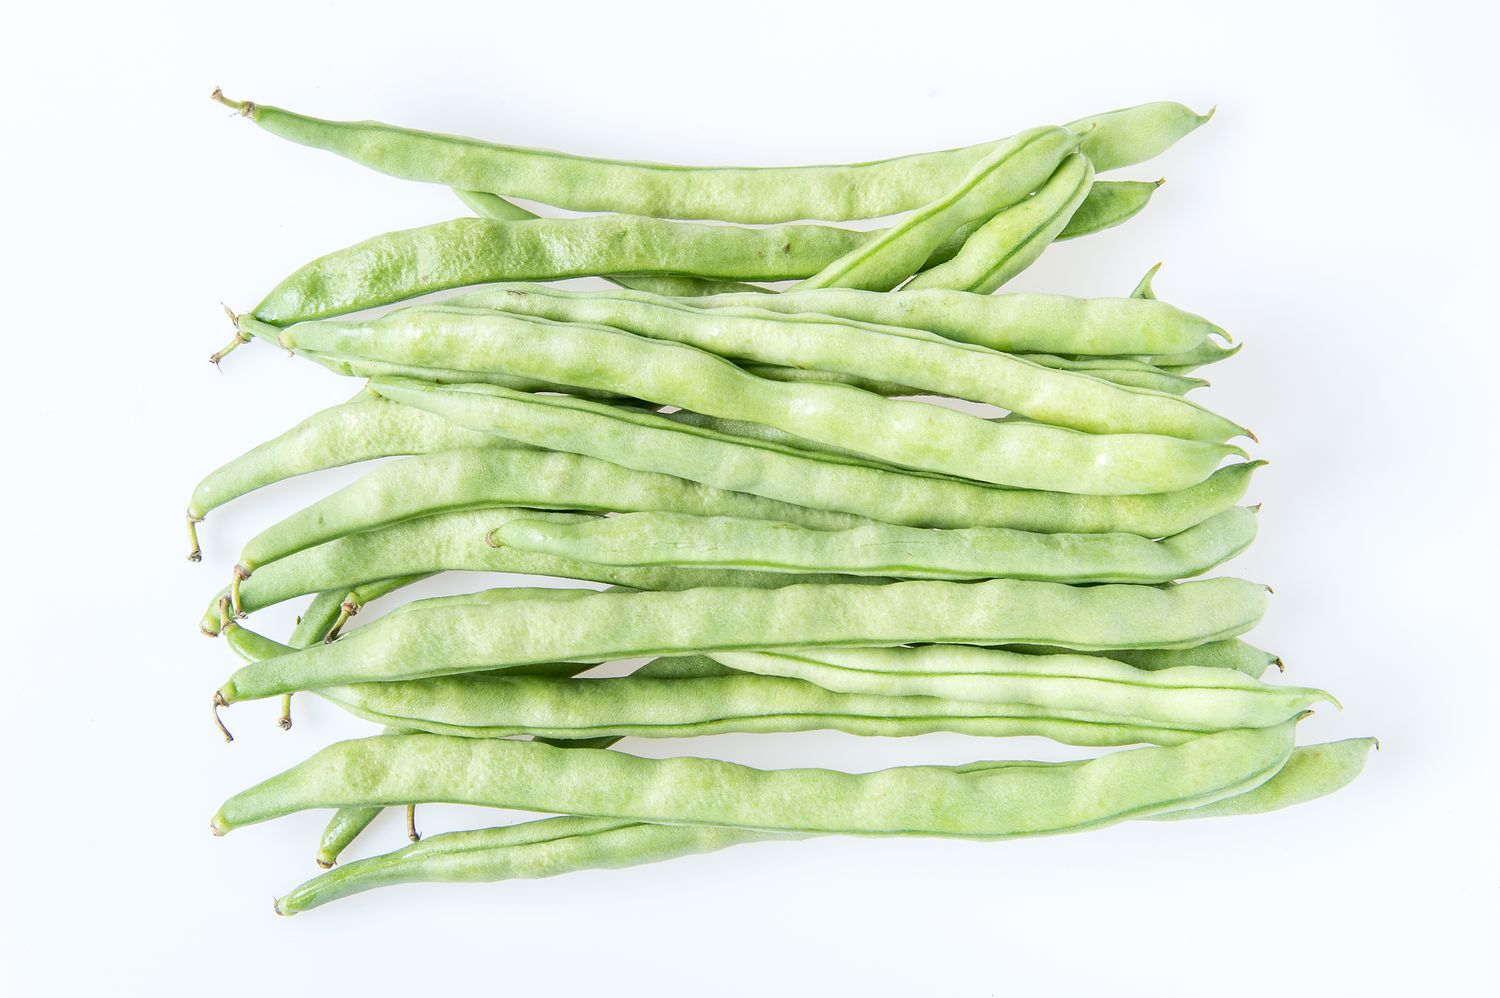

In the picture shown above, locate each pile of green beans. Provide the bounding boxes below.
[192,91,1372,913]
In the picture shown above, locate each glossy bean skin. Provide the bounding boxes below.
[273,736,1366,916]
[710,646,1327,728]
[1059,179,1161,238]
[906,152,1095,293]
[185,394,505,560]
[373,378,1264,536]
[494,506,1258,584]
[216,93,1204,222]
[452,189,767,297]
[450,285,1247,442]
[794,127,1079,291]
[268,314,1247,494]
[202,508,867,634]
[251,216,868,324]
[211,720,1296,837]
[236,445,858,574]
[216,577,1270,702]
[693,287,1225,357]
[1007,638,1280,678]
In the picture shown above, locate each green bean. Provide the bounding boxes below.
[794,127,1079,291]
[211,719,1297,837]
[907,152,1094,293]
[450,285,1248,442]
[453,189,767,298]
[1131,261,1163,299]
[250,216,868,325]
[234,445,859,577]
[261,312,1246,493]
[1150,339,1241,371]
[214,91,1204,222]
[1006,639,1281,678]
[1018,356,1207,395]
[1059,179,1162,239]
[185,393,504,561]
[1067,102,1214,172]
[204,508,867,635]
[215,576,1270,702]
[372,378,1264,536]
[710,646,1327,728]
[739,363,922,398]
[495,506,1257,584]
[1149,737,1376,820]
[692,287,1225,357]
[272,736,1365,915]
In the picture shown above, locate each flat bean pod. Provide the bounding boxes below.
[267,312,1246,493]
[794,127,1079,291]
[272,735,1365,916]
[251,216,868,324]
[185,394,504,560]
[451,285,1247,441]
[211,720,1297,837]
[710,646,1328,728]
[693,287,1226,357]
[215,92,1204,222]
[215,577,1270,701]
[1058,179,1162,238]
[906,152,1095,293]
[373,378,1264,536]
[203,508,865,634]
[1008,639,1281,677]
[236,445,859,575]
[494,506,1258,583]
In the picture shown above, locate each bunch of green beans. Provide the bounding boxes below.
[192,91,1372,913]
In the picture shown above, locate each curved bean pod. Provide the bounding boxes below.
[185,394,504,560]
[450,285,1247,441]
[267,313,1246,493]
[1018,354,1207,395]
[235,445,858,575]
[273,736,1367,916]
[215,92,1204,222]
[494,506,1258,583]
[710,646,1328,728]
[1007,639,1281,678]
[203,508,866,634]
[1059,178,1161,238]
[251,216,868,324]
[693,287,1226,357]
[906,152,1094,293]
[211,720,1297,837]
[794,127,1079,291]
[215,577,1270,701]
[373,378,1264,536]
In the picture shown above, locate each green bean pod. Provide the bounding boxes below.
[185,394,505,560]
[494,507,1257,584]
[1059,179,1162,238]
[794,127,1079,291]
[211,719,1297,837]
[235,445,859,575]
[1008,639,1281,677]
[693,287,1226,357]
[216,92,1204,222]
[710,646,1328,727]
[373,378,1264,536]
[450,285,1248,441]
[272,736,1368,916]
[202,508,868,634]
[250,216,868,324]
[906,152,1095,293]
[216,577,1270,701]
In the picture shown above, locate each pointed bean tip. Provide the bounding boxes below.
[1274,657,1286,673]
[1154,177,1166,188]
[1201,104,1218,124]
[1371,736,1381,752]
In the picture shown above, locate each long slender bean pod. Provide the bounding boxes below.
[211,720,1297,837]
[495,506,1257,583]
[693,287,1226,357]
[372,378,1264,536]
[215,577,1270,701]
[214,92,1205,222]
[450,285,1248,441]
[235,445,858,576]
[906,152,1094,293]
[1008,639,1281,677]
[709,646,1328,727]
[273,735,1366,916]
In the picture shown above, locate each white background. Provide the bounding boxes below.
[4,1,1496,993]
